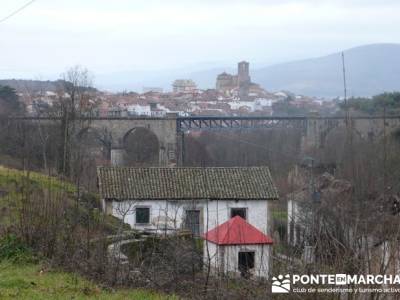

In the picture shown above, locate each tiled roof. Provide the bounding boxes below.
[203,216,273,245]
[97,167,278,201]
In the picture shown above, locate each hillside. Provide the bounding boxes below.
[0,166,75,226]
[0,80,66,94]
[0,165,125,232]
[252,43,400,98]
[0,79,98,94]
[0,261,175,300]
[0,166,176,299]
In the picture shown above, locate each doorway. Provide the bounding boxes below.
[238,251,255,277]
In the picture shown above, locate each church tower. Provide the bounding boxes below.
[238,61,250,85]
[238,61,251,99]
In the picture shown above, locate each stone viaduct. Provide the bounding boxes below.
[86,115,178,166]
[16,114,400,167]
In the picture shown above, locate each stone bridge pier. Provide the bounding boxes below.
[301,116,400,152]
[87,114,179,167]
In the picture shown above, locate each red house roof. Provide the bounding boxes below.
[203,216,273,245]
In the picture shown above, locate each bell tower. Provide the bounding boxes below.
[238,61,250,85]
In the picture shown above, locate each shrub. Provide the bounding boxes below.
[0,234,35,263]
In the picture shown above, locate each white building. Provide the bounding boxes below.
[172,79,197,93]
[204,216,273,278]
[97,167,278,279]
[98,167,278,237]
[126,104,151,116]
[254,98,276,109]
[227,101,256,112]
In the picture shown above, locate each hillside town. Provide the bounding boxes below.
[13,62,338,118]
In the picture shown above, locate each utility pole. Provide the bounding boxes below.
[342,52,349,126]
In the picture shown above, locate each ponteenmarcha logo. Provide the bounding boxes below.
[272,274,291,293]
[272,273,400,294]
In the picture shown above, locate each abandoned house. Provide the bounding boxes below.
[97,166,279,238]
[287,171,352,247]
[203,215,273,278]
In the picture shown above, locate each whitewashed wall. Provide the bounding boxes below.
[287,199,311,246]
[204,241,271,278]
[106,199,271,235]
[287,199,299,245]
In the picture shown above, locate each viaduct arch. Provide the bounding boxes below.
[303,116,400,151]
[85,115,178,166]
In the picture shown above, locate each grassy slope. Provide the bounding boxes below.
[0,165,76,226]
[0,261,175,300]
[0,167,173,299]
[0,166,124,231]
[0,165,75,194]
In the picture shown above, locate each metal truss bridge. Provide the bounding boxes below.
[176,116,309,132]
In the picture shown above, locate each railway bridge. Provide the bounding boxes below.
[14,114,400,166]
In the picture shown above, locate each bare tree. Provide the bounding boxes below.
[56,65,97,177]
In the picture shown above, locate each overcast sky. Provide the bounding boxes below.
[1,0,399,80]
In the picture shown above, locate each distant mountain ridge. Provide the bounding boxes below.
[144,43,400,97]
[2,44,399,97]
[0,79,97,94]
[0,79,65,93]
[252,43,400,98]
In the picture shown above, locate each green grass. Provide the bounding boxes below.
[272,210,287,221]
[0,165,129,234]
[0,261,177,300]
[0,166,76,227]
[0,165,75,194]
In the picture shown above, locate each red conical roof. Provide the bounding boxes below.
[203,216,273,245]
